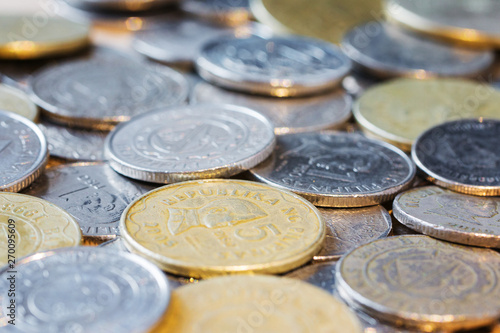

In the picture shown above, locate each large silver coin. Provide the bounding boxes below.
[196,35,352,97]
[105,103,275,183]
[412,119,500,196]
[23,163,156,238]
[29,58,189,130]
[191,81,352,134]
[341,21,494,79]
[250,132,415,207]
[181,0,252,25]
[0,247,170,333]
[0,110,48,192]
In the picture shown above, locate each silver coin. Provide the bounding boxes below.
[181,0,252,25]
[341,21,494,79]
[0,110,48,192]
[196,35,352,97]
[341,70,381,97]
[0,247,170,333]
[191,81,352,135]
[412,119,500,196]
[22,162,157,237]
[250,132,415,207]
[105,103,275,183]
[29,57,189,130]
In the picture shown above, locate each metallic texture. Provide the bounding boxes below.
[0,83,38,121]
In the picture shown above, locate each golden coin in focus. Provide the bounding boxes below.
[151,275,363,333]
[0,192,82,266]
[0,83,38,121]
[120,179,325,278]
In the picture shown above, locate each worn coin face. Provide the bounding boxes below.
[0,247,170,333]
[181,0,252,25]
[337,235,500,331]
[191,81,352,134]
[250,132,415,207]
[412,119,500,196]
[0,192,81,266]
[0,84,38,121]
[120,179,325,277]
[196,35,352,97]
[105,104,275,183]
[29,58,189,130]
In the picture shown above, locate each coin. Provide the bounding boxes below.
[353,78,500,152]
[105,104,275,183]
[196,35,352,97]
[250,132,416,207]
[120,179,325,277]
[181,0,252,26]
[23,162,157,238]
[63,0,178,12]
[342,70,381,97]
[341,21,494,79]
[0,83,38,121]
[0,110,48,192]
[150,275,363,332]
[412,119,500,196]
[0,247,170,333]
[0,192,82,266]
[29,57,189,130]
[191,81,352,135]
[337,235,500,331]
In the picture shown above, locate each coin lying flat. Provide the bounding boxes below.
[196,35,352,97]
[337,235,500,331]
[353,78,500,152]
[29,58,189,130]
[121,179,325,277]
[151,275,362,333]
[181,0,252,26]
[0,247,170,333]
[250,132,415,207]
[64,0,178,11]
[191,81,352,134]
[0,84,38,121]
[341,21,494,79]
[412,119,500,196]
[0,110,48,192]
[0,192,82,266]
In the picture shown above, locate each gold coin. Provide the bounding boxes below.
[250,0,382,44]
[150,275,363,333]
[120,179,325,278]
[353,78,500,152]
[0,16,90,60]
[0,192,82,266]
[0,83,38,121]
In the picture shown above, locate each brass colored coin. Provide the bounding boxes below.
[151,275,363,333]
[0,84,38,121]
[120,179,325,278]
[0,192,82,266]
[353,78,500,152]
[0,16,90,60]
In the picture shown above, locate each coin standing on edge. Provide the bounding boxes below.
[181,0,252,26]
[0,83,38,121]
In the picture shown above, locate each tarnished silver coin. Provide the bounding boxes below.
[0,247,170,333]
[29,58,189,130]
[250,132,415,207]
[337,235,500,331]
[191,81,352,135]
[23,163,156,238]
[412,119,500,196]
[341,70,381,97]
[394,186,500,248]
[196,35,352,97]
[341,21,494,79]
[105,103,275,183]
[181,0,252,25]
[0,110,48,192]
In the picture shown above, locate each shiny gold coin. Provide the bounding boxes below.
[120,179,325,278]
[0,192,82,266]
[0,83,38,121]
[250,0,382,44]
[353,78,500,152]
[150,275,363,333]
[0,16,90,60]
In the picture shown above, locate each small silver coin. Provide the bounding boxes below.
[250,132,415,207]
[412,119,500,196]
[191,81,352,135]
[29,57,189,130]
[341,21,494,79]
[0,110,48,192]
[105,103,275,183]
[0,247,170,333]
[196,35,352,97]
[23,162,157,238]
[341,70,381,97]
[181,0,252,25]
